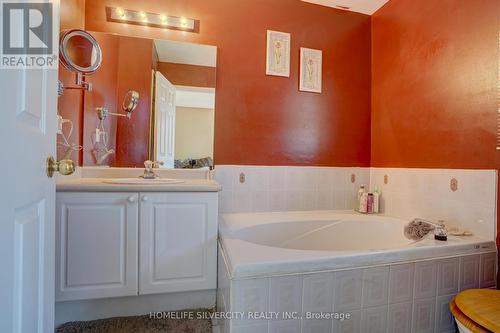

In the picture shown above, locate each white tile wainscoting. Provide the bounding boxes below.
[215,166,497,241]
[370,168,497,240]
[215,166,370,214]
[217,249,498,333]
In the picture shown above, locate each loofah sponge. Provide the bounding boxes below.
[404,219,435,240]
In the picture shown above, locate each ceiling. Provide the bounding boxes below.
[154,39,217,67]
[176,86,215,109]
[301,0,390,15]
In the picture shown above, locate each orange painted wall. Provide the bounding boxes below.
[114,36,154,167]
[57,0,86,164]
[371,0,500,169]
[372,0,500,281]
[84,0,372,167]
[157,62,216,88]
[80,32,154,167]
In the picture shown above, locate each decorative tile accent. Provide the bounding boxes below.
[459,255,480,291]
[389,263,414,304]
[362,267,389,308]
[450,178,458,192]
[437,258,459,296]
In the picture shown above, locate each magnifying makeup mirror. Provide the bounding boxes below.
[60,29,102,74]
[59,29,102,92]
[96,90,140,121]
[123,90,140,114]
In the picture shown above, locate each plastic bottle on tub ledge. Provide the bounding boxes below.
[367,193,374,213]
[356,187,381,214]
[373,187,381,213]
[358,192,368,213]
[357,185,366,203]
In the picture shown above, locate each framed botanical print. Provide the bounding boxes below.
[299,47,322,93]
[266,30,291,77]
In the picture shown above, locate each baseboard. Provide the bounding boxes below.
[55,289,216,327]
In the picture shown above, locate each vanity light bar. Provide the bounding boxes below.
[106,7,198,33]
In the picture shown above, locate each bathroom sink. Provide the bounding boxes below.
[103,178,185,185]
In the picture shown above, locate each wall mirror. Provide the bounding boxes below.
[62,31,216,168]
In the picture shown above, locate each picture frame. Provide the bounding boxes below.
[299,47,322,93]
[266,30,291,77]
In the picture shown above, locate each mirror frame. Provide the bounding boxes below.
[59,29,102,75]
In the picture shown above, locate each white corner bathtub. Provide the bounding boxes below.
[216,211,497,332]
[218,210,496,278]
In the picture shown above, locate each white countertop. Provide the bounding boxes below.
[57,177,221,192]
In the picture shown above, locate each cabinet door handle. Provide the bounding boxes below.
[127,196,136,203]
[141,196,149,202]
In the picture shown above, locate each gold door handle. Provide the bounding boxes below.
[46,156,75,178]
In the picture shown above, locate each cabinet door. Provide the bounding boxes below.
[56,192,139,301]
[139,192,218,294]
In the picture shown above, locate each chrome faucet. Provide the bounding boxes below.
[142,160,161,179]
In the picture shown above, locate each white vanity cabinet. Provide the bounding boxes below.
[55,190,218,302]
[55,192,139,301]
[139,193,218,294]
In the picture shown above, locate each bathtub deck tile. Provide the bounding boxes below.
[388,263,415,304]
[361,305,388,333]
[480,252,497,288]
[414,261,438,300]
[412,297,435,333]
[231,278,270,327]
[387,301,412,333]
[269,275,303,320]
[302,319,333,333]
[269,319,301,333]
[362,267,389,308]
[334,270,363,311]
[302,272,334,314]
[437,258,459,296]
[332,309,361,333]
[435,294,456,333]
[459,255,480,291]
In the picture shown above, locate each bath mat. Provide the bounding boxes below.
[55,309,213,333]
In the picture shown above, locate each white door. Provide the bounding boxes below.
[56,192,139,301]
[154,71,176,168]
[0,1,60,332]
[139,193,218,294]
